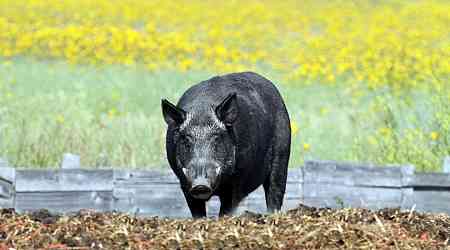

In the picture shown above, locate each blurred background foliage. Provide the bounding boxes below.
[0,0,448,171]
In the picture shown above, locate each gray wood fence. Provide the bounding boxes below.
[1,157,449,217]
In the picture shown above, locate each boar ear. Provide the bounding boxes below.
[162,99,186,126]
[215,93,238,126]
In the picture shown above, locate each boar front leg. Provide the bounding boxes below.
[219,192,234,217]
[183,190,206,218]
[219,185,242,217]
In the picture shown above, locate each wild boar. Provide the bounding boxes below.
[161,72,291,218]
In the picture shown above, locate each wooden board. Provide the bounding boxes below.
[15,169,113,213]
[236,184,303,214]
[114,169,179,183]
[15,191,113,213]
[410,173,450,187]
[4,160,450,217]
[413,190,450,214]
[113,169,189,217]
[0,167,15,208]
[16,169,113,192]
[113,181,190,218]
[302,183,403,209]
[304,160,406,187]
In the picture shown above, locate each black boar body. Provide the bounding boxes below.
[162,72,291,218]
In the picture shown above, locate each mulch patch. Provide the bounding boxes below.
[0,205,449,249]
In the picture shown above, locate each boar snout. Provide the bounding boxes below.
[190,177,212,200]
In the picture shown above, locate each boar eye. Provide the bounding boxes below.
[179,133,193,143]
[212,133,221,141]
[178,135,193,152]
[185,134,194,142]
[183,141,191,150]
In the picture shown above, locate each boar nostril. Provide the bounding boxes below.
[189,185,212,199]
[190,185,211,193]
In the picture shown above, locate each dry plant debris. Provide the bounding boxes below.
[0,205,449,249]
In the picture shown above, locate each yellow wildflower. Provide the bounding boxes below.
[430,131,439,141]
[378,127,392,137]
[56,114,65,124]
[320,107,329,116]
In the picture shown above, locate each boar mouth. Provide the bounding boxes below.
[190,185,213,200]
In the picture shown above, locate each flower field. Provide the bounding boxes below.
[0,0,449,170]
[1,0,449,88]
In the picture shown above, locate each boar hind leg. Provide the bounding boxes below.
[183,191,206,218]
[264,116,291,213]
[263,155,289,213]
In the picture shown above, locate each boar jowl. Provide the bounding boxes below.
[162,72,291,218]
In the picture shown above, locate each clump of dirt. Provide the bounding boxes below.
[0,205,448,249]
[29,209,60,225]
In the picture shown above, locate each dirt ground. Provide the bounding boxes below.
[0,205,449,249]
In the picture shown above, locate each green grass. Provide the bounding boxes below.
[0,58,448,171]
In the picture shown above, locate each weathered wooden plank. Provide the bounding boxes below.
[303,183,403,209]
[16,169,113,192]
[401,165,415,186]
[116,179,257,217]
[116,168,302,184]
[236,184,303,214]
[7,164,450,216]
[400,165,415,209]
[220,169,303,215]
[410,173,450,187]
[115,168,302,184]
[114,169,179,183]
[0,179,13,199]
[413,190,450,214]
[0,166,14,184]
[0,167,15,208]
[15,191,113,213]
[113,169,185,216]
[207,168,303,215]
[0,167,15,196]
[113,182,190,217]
[287,168,303,182]
[401,187,415,210]
[238,181,302,200]
[304,160,405,187]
